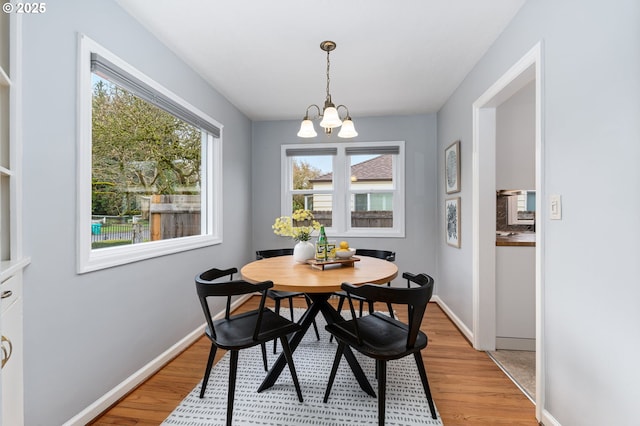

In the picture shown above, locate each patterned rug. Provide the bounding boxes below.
[163,309,442,425]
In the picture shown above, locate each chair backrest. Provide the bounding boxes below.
[354,248,396,262]
[256,248,294,260]
[195,266,273,340]
[341,272,434,348]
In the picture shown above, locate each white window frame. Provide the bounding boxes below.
[281,141,405,238]
[77,35,223,273]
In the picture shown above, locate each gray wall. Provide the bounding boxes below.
[20,1,252,424]
[437,0,640,424]
[251,115,439,285]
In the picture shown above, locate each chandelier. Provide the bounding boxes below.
[297,41,358,139]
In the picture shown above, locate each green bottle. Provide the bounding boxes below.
[316,225,328,260]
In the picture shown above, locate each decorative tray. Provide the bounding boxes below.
[306,256,360,270]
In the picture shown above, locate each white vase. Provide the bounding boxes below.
[293,241,315,263]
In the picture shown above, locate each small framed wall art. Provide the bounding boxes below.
[445,197,461,248]
[445,140,461,194]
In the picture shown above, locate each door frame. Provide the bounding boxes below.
[471,42,544,420]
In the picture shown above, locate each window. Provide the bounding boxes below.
[77,35,222,273]
[281,142,404,237]
[507,190,536,225]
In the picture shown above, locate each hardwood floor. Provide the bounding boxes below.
[90,296,538,425]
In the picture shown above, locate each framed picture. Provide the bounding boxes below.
[445,140,461,194]
[445,197,461,248]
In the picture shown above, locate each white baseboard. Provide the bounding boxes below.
[431,295,474,344]
[63,294,252,426]
[541,408,561,426]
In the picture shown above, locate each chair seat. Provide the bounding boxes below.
[209,308,301,350]
[326,313,427,359]
[267,289,304,300]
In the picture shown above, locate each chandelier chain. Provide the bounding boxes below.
[325,49,331,101]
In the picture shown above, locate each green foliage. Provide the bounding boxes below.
[293,160,321,190]
[91,78,202,216]
[291,160,321,212]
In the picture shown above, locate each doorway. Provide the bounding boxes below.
[471,42,544,420]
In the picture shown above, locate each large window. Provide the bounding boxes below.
[281,142,404,237]
[78,35,222,273]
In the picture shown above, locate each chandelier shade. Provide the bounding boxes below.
[297,119,318,138]
[319,105,341,128]
[298,41,357,139]
[338,118,358,138]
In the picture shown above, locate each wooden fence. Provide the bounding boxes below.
[312,210,393,228]
[149,195,200,241]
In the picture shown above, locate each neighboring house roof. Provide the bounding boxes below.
[311,154,392,182]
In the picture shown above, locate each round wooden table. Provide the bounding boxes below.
[240,255,398,293]
[241,255,398,396]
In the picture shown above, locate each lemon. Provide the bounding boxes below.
[339,240,349,249]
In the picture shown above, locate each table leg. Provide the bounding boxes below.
[257,294,375,397]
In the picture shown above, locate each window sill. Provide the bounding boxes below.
[78,235,221,274]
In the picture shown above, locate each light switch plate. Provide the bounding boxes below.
[549,194,562,220]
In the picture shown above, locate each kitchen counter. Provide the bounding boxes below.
[496,232,536,246]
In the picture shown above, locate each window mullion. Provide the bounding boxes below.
[330,148,347,234]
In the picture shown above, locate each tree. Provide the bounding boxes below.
[292,160,321,211]
[91,78,201,216]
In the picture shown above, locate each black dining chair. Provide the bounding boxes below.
[195,266,304,426]
[329,249,396,345]
[323,272,437,425]
[256,249,320,353]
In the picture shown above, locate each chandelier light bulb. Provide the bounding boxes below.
[338,118,358,138]
[320,106,341,128]
[297,119,318,138]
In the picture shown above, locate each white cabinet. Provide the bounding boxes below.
[496,246,535,350]
[1,275,23,426]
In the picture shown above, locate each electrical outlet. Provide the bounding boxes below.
[549,194,562,220]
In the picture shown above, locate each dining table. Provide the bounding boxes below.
[241,254,398,396]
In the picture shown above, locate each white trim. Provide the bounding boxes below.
[471,106,497,351]
[76,34,223,273]
[541,409,562,426]
[63,294,252,426]
[472,41,544,421]
[534,41,545,423]
[8,13,24,262]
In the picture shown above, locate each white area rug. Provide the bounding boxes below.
[163,308,441,425]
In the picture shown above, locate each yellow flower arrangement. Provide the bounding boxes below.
[272,209,321,242]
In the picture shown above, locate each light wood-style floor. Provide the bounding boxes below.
[90,296,538,425]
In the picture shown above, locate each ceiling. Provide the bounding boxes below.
[117,0,526,122]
